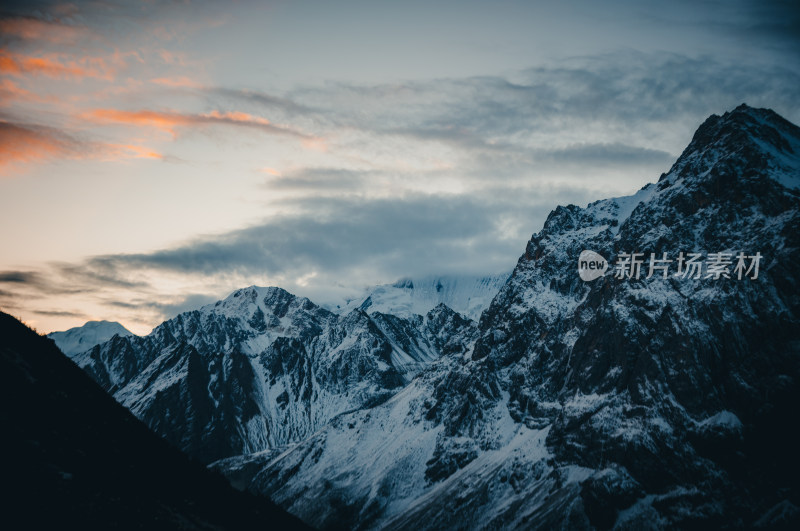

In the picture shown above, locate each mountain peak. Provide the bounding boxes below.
[48,320,134,357]
[665,104,800,189]
[696,103,796,148]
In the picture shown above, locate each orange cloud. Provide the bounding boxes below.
[108,144,164,160]
[0,16,86,44]
[0,79,38,103]
[0,122,72,170]
[0,49,115,80]
[0,121,163,175]
[202,110,272,126]
[259,167,281,176]
[150,76,203,88]
[85,108,318,141]
[86,109,192,135]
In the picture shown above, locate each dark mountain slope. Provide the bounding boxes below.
[0,311,311,530]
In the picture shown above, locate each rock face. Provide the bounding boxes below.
[72,286,478,463]
[209,104,799,529]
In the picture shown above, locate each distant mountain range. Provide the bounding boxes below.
[54,286,478,463]
[48,320,133,357]
[49,272,508,357]
[331,273,510,320]
[46,104,800,529]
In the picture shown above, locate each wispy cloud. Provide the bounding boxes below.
[0,270,41,283]
[0,15,88,44]
[0,120,162,173]
[33,308,90,318]
[533,143,674,167]
[208,87,319,117]
[0,48,116,80]
[0,78,44,103]
[263,167,372,192]
[104,293,220,321]
[84,108,320,142]
[150,76,203,88]
[0,121,82,170]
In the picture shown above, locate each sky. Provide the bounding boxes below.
[1,0,798,334]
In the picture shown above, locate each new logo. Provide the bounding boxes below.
[578,250,608,281]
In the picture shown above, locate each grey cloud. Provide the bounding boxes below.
[301,53,800,137]
[208,87,318,118]
[56,262,150,290]
[175,53,800,181]
[105,293,219,321]
[86,192,557,284]
[0,261,150,309]
[516,54,800,127]
[0,270,80,295]
[264,167,371,192]
[250,53,800,182]
[33,309,89,318]
[0,271,41,283]
[534,143,674,167]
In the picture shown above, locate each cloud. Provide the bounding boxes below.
[32,309,89,318]
[0,268,86,296]
[264,167,371,192]
[0,270,42,283]
[0,121,81,170]
[533,143,674,167]
[0,262,146,295]
[0,48,115,80]
[83,188,593,286]
[106,293,219,320]
[55,261,151,291]
[0,78,43,103]
[150,76,203,88]
[290,52,800,154]
[0,15,87,44]
[208,87,318,117]
[0,120,163,173]
[84,108,320,142]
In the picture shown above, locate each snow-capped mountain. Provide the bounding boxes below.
[48,320,134,357]
[332,273,510,320]
[71,285,477,463]
[209,104,800,529]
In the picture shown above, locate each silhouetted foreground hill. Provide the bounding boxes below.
[0,311,312,530]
